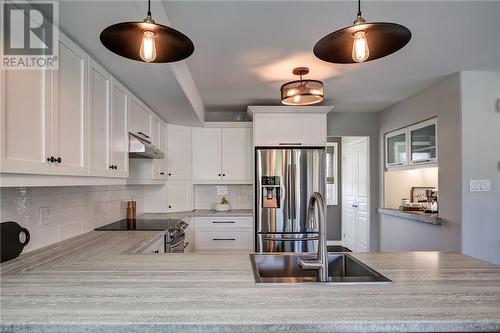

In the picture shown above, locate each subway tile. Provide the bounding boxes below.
[60,221,83,240]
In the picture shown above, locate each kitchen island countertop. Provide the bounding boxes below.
[1,230,500,333]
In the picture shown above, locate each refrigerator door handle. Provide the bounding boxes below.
[286,163,291,222]
[290,163,296,221]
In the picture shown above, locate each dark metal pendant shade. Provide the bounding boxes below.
[100,0,194,63]
[100,22,194,63]
[314,22,411,64]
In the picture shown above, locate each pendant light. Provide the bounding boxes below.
[314,0,411,64]
[281,67,324,106]
[100,0,194,63]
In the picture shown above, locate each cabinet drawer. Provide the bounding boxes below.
[193,216,253,229]
[194,229,253,251]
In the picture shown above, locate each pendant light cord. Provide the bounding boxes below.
[147,0,151,17]
[357,0,362,16]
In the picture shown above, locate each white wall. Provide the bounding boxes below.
[460,71,500,265]
[378,74,462,252]
[0,186,144,252]
[327,112,380,250]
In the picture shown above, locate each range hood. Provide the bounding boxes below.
[129,133,165,159]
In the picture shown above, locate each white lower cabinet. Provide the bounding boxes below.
[193,216,253,252]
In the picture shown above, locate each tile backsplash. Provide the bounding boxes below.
[194,185,253,210]
[0,186,144,252]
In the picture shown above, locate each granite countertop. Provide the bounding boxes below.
[378,208,443,225]
[140,209,253,220]
[1,231,500,332]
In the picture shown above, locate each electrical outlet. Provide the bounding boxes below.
[216,186,228,196]
[469,179,491,192]
[39,206,51,226]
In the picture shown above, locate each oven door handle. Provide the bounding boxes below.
[167,233,186,252]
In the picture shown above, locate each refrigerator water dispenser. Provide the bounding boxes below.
[261,176,280,208]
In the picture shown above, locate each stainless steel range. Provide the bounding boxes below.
[95,219,188,253]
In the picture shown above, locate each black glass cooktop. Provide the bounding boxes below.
[95,219,183,231]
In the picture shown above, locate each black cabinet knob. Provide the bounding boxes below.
[168,205,172,209]
[168,173,172,176]
[160,172,165,175]
[109,165,113,169]
[56,157,62,163]
[222,173,226,176]
[47,156,55,163]
[218,173,221,176]
[114,165,118,170]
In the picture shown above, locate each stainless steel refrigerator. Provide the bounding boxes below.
[255,147,325,252]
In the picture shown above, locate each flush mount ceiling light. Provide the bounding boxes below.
[313,0,411,64]
[100,0,194,63]
[281,67,324,106]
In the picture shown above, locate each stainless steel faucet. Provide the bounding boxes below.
[298,192,328,282]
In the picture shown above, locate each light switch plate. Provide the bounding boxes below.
[469,179,491,192]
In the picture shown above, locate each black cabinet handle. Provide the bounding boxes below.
[212,221,235,224]
[160,172,165,175]
[212,238,235,241]
[114,165,118,170]
[47,156,55,163]
[109,165,113,169]
[137,131,150,139]
[56,157,61,163]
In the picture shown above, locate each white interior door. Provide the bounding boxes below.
[221,128,251,182]
[52,34,88,176]
[342,137,370,252]
[342,143,357,251]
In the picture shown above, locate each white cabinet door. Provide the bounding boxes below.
[408,118,437,165]
[166,124,192,180]
[166,181,193,212]
[110,78,129,178]
[129,95,151,140]
[0,67,52,174]
[221,128,251,182]
[253,114,326,146]
[153,120,168,180]
[192,128,221,181]
[52,34,88,176]
[385,128,408,168]
[89,59,112,177]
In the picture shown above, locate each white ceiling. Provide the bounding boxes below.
[58,1,500,123]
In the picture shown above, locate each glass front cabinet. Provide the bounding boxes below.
[385,118,437,169]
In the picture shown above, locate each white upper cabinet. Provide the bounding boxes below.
[192,127,252,183]
[166,124,192,180]
[385,118,438,169]
[52,34,88,176]
[408,118,437,165]
[89,59,129,179]
[1,63,53,174]
[109,78,129,178]
[153,118,168,180]
[1,33,88,176]
[89,59,111,177]
[253,113,326,146]
[192,128,222,181]
[166,180,193,212]
[129,95,152,140]
[221,128,252,182]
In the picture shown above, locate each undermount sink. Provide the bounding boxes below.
[250,253,393,285]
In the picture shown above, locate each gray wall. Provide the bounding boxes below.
[326,137,342,241]
[327,112,380,250]
[460,71,500,265]
[378,74,462,252]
